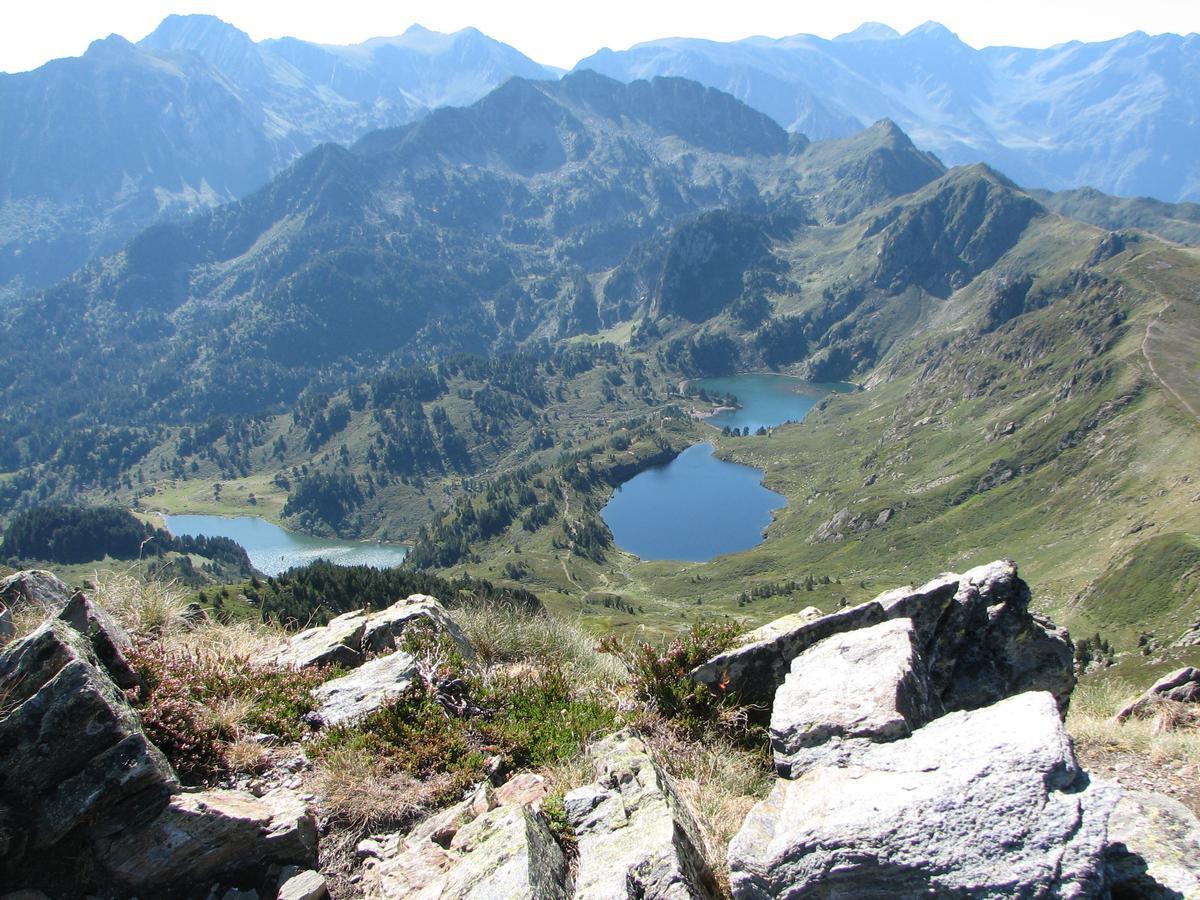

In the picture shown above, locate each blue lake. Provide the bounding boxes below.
[163,514,408,577]
[695,373,856,433]
[600,443,786,562]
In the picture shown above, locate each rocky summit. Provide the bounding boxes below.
[1,564,1196,898]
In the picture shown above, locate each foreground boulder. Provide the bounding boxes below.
[730,692,1118,898]
[694,560,1074,715]
[1116,667,1200,722]
[771,617,937,777]
[1105,790,1200,898]
[258,595,473,670]
[565,730,719,900]
[0,620,177,868]
[0,569,70,613]
[58,589,140,689]
[97,787,317,889]
[361,782,568,899]
[308,649,419,727]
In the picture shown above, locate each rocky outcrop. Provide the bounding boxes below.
[308,649,419,727]
[1116,667,1200,722]
[58,589,140,689]
[730,691,1119,898]
[0,570,70,613]
[693,560,1074,714]
[1105,790,1200,898]
[0,620,177,867]
[361,781,568,899]
[565,730,719,900]
[690,601,887,704]
[97,787,317,889]
[258,595,474,671]
[770,617,937,777]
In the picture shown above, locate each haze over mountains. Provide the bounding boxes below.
[0,15,555,299]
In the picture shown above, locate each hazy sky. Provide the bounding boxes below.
[3,0,1199,72]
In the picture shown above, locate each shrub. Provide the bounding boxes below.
[599,621,742,730]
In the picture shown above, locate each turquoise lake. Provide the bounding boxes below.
[695,373,856,434]
[163,514,408,577]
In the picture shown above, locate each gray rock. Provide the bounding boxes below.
[0,620,177,860]
[308,649,419,727]
[693,559,1074,715]
[1105,790,1200,898]
[258,609,370,670]
[0,570,70,613]
[58,590,140,689]
[771,617,937,777]
[439,804,569,899]
[566,730,718,900]
[257,595,473,671]
[99,787,317,889]
[277,868,329,900]
[690,601,887,704]
[879,560,1076,715]
[1116,667,1200,722]
[729,692,1119,898]
[0,603,12,642]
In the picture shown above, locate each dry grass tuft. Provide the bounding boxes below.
[453,604,627,690]
[7,603,52,644]
[635,713,772,894]
[224,738,267,774]
[313,744,444,833]
[94,571,192,638]
[1068,678,1200,765]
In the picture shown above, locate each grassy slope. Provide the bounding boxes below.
[447,227,1200,672]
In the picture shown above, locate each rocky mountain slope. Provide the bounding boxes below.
[0,14,555,300]
[578,23,1200,203]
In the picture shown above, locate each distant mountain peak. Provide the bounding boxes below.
[83,34,137,60]
[905,21,960,42]
[835,23,901,43]
[140,13,254,52]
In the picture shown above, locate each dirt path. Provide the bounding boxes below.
[1143,299,1200,420]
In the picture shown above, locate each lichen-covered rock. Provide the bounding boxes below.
[439,805,569,899]
[277,868,329,900]
[257,595,473,671]
[729,692,1119,899]
[565,730,718,900]
[693,560,1074,715]
[0,620,177,864]
[1105,790,1200,899]
[0,570,69,614]
[58,590,139,689]
[308,649,418,727]
[98,788,317,889]
[1116,667,1200,722]
[771,617,937,777]
[690,601,887,704]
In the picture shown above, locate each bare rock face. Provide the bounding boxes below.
[58,589,140,689]
[1116,667,1200,722]
[0,620,177,868]
[258,595,474,671]
[98,787,317,889]
[0,570,70,615]
[361,783,568,900]
[693,560,1074,715]
[771,617,937,777]
[565,730,719,900]
[690,601,887,704]
[1104,790,1200,898]
[729,692,1119,899]
[308,649,419,727]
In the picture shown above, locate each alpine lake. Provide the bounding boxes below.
[600,374,855,562]
[163,514,408,578]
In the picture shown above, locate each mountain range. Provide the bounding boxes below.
[0,15,555,300]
